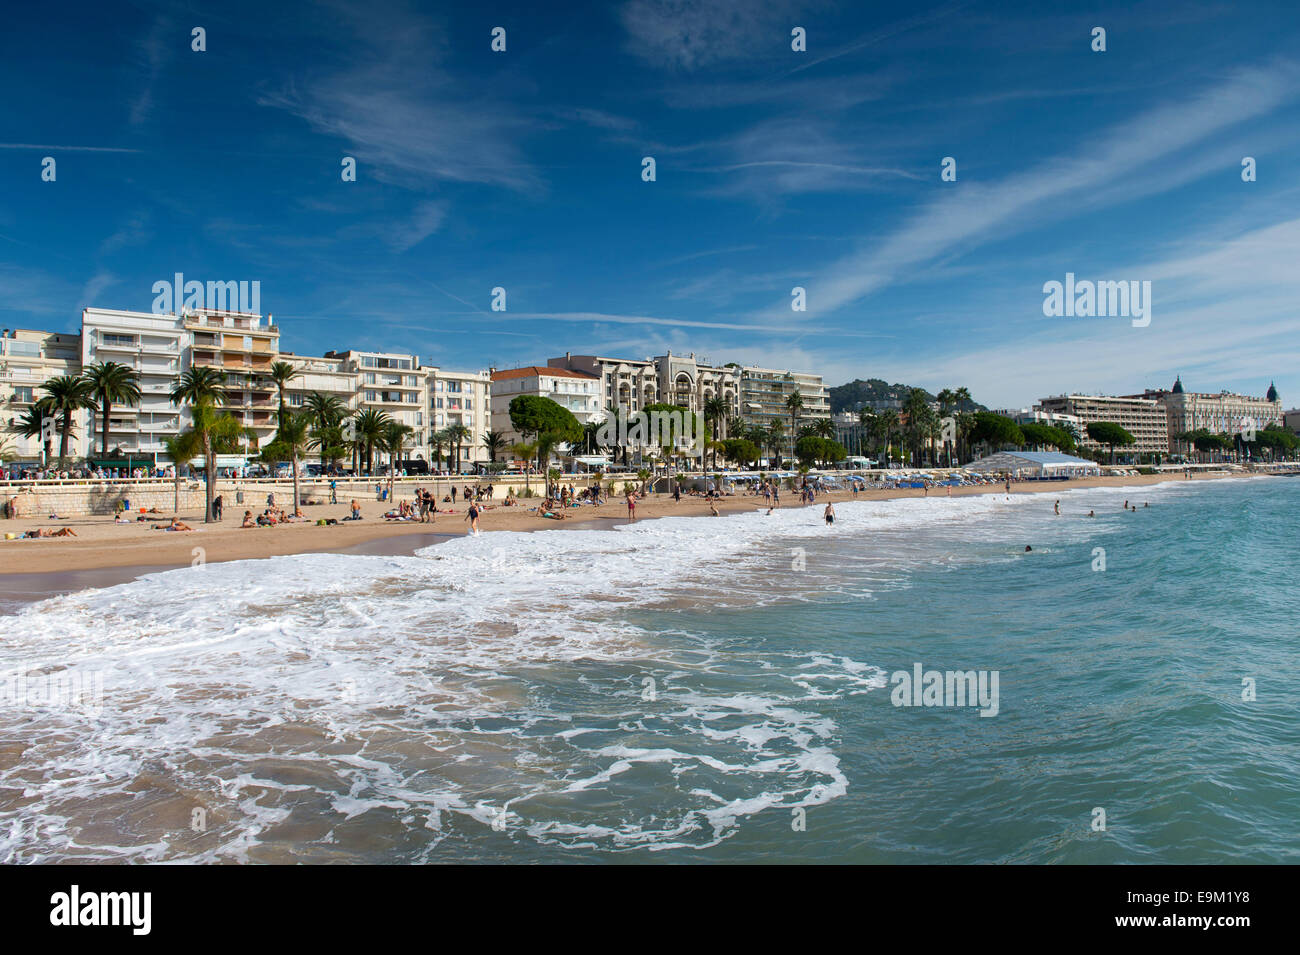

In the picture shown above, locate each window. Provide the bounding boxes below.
[465,399,473,410]
[13,386,33,403]
[436,398,443,409]
[365,373,376,385]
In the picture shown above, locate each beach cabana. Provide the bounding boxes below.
[964,451,1100,479]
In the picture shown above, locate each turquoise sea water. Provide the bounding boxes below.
[1,477,1296,863]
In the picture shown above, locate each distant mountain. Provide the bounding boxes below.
[828,378,987,415]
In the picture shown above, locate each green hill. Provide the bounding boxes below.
[828,378,986,415]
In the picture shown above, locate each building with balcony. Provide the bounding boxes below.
[1037,393,1169,456]
[489,366,602,451]
[81,308,190,460]
[185,309,280,450]
[429,367,491,465]
[547,351,741,420]
[324,350,428,458]
[1126,377,1282,454]
[738,366,831,458]
[1,328,83,463]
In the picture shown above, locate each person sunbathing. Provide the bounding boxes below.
[241,511,256,528]
[156,519,193,531]
[23,527,78,538]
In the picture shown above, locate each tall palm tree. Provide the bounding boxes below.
[703,394,728,470]
[267,361,298,433]
[431,428,449,472]
[39,375,97,465]
[353,408,391,474]
[12,405,52,465]
[82,361,142,458]
[161,432,201,515]
[785,390,805,463]
[952,387,973,463]
[811,417,834,439]
[178,400,244,522]
[876,409,900,465]
[382,421,414,496]
[482,429,507,463]
[446,423,472,473]
[271,412,312,512]
[303,392,347,466]
[766,419,786,468]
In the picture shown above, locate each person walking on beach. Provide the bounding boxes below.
[465,500,481,536]
[626,490,637,522]
[824,502,835,526]
[213,494,223,521]
[329,479,337,504]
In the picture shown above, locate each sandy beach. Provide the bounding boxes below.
[0,472,1239,593]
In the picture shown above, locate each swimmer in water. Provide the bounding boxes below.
[824,503,835,525]
[1087,510,1095,517]
[1024,545,1032,552]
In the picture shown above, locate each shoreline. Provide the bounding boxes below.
[0,472,1253,602]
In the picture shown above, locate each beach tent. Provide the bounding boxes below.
[964,451,1100,478]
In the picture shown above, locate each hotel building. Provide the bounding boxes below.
[547,351,741,419]
[323,350,428,458]
[1037,393,1169,455]
[1126,378,1282,453]
[1,328,83,462]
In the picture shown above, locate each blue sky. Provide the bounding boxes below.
[2,0,1298,408]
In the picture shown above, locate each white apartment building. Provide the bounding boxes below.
[996,407,1084,433]
[324,350,428,458]
[489,365,602,450]
[428,367,491,465]
[1,328,82,463]
[81,308,190,460]
[282,353,359,416]
[185,308,280,451]
[739,366,831,457]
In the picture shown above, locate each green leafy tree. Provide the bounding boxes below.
[969,412,1025,457]
[509,395,582,472]
[1086,421,1136,463]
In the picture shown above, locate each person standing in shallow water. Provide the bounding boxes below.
[465,500,481,536]
[824,502,835,526]
[1054,500,1060,515]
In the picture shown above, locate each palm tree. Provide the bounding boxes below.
[82,361,142,458]
[785,390,805,462]
[270,412,315,513]
[267,361,298,432]
[811,417,834,439]
[482,429,507,463]
[703,394,728,470]
[511,441,537,491]
[431,428,449,472]
[766,420,786,468]
[303,392,348,467]
[178,400,243,522]
[353,408,391,474]
[39,375,97,465]
[877,409,900,465]
[952,387,973,463]
[382,421,414,496]
[161,432,200,515]
[446,423,472,474]
[12,405,52,465]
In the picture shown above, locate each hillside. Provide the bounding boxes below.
[828,378,987,415]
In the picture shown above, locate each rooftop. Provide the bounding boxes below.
[491,366,599,382]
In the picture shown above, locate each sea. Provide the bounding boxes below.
[1,476,1296,863]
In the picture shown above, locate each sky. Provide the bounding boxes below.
[2,0,1298,409]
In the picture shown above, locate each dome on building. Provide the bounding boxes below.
[1171,376,1184,394]
[1266,381,1279,402]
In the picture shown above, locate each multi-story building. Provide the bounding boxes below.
[489,365,602,451]
[282,352,359,417]
[547,351,741,420]
[1,328,83,463]
[185,308,280,450]
[324,350,428,459]
[1037,393,1169,455]
[81,308,191,461]
[1285,408,1300,438]
[739,366,831,457]
[996,407,1084,434]
[1128,378,1282,453]
[428,367,492,465]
